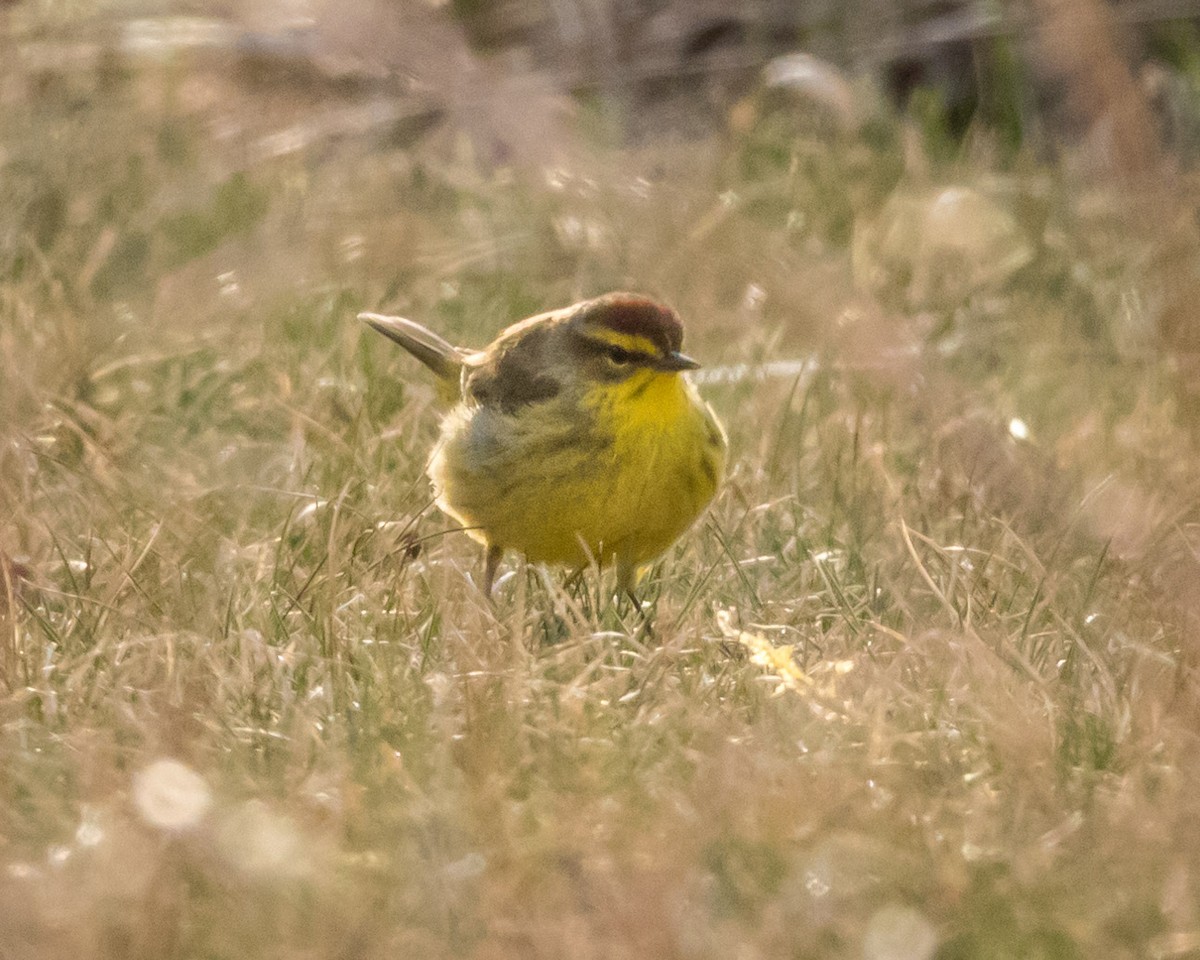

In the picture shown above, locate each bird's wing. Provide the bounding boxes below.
[463,322,563,414]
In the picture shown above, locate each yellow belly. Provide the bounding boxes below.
[429,373,726,580]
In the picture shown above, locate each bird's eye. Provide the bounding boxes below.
[606,346,634,365]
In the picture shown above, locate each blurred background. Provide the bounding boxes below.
[7,0,1200,390]
[5,0,1200,351]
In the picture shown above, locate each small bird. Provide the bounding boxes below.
[360,292,727,595]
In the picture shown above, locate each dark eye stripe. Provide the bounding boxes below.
[575,332,659,369]
[589,339,655,365]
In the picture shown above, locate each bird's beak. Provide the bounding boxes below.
[655,351,701,372]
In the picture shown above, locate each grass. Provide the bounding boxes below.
[3,17,1200,960]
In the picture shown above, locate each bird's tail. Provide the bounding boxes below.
[359,312,465,397]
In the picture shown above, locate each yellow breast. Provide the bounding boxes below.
[599,370,726,564]
[429,369,726,583]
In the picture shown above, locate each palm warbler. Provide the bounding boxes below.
[360,292,727,594]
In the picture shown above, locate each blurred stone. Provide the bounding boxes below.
[864,904,938,960]
[800,832,913,903]
[933,412,1069,533]
[1079,478,1162,562]
[852,185,1034,310]
[760,53,863,132]
[132,758,212,831]
[216,799,308,878]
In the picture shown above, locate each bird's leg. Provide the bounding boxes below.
[482,545,503,597]
[622,588,655,639]
[559,567,590,616]
[562,567,586,595]
[617,562,656,638]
